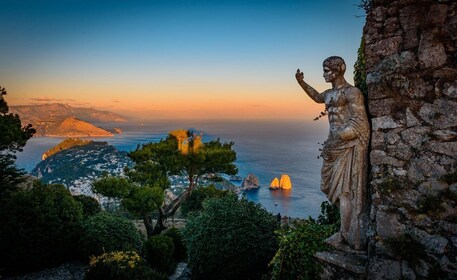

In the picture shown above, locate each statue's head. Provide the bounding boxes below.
[323,56,346,83]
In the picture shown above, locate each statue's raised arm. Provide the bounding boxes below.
[295,69,324,103]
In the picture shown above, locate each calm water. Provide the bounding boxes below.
[16,119,329,218]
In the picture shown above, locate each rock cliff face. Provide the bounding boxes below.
[47,117,113,137]
[364,1,457,278]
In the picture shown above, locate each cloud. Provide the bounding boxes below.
[112,100,120,103]
[30,97,65,102]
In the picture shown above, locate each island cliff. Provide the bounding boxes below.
[46,117,113,137]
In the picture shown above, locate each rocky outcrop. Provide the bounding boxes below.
[241,174,259,190]
[279,174,292,190]
[42,138,92,160]
[269,178,280,189]
[364,1,457,279]
[47,117,113,137]
[269,174,292,190]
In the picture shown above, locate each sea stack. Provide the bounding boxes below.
[269,178,280,190]
[279,174,292,190]
[270,174,292,190]
[241,174,260,190]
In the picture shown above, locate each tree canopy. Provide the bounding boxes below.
[0,86,35,195]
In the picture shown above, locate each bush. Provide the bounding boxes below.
[163,227,187,262]
[144,234,176,274]
[0,183,83,273]
[80,212,142,258]
[182,194,279,280]
[267,201,339,280]
[85,251,167,280]
[73,195,101,218]
[180,185,227,216]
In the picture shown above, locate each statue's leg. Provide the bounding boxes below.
[339,193,351,242]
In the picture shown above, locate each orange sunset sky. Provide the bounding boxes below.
[1,0,365,120]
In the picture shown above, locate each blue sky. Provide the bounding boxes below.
[0,0,366,119]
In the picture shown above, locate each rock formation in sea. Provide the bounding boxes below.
[241,174,260,190]
[279,174,292,190]
[269,177,280,189]
[269,174,292,190]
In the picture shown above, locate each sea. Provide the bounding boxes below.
[15,119,329,219]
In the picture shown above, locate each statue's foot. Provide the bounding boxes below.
[325,232,344,247]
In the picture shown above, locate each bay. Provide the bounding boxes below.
[15,119,329,218]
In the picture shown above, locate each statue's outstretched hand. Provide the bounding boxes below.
[295,69,304,84]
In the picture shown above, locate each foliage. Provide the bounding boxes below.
[317,200,340,227]
[267,220,336,280]
[92,175,164,236]
[80,212,143,258]
[384,234,427,269]
[85,251,168,280]
[353,36,367,97]
[92,176,133,198]
[144,234,176,274]
[180,185,228,216]
[183,194,279,280]
[0,182,83,273]
[163,227,187,262]
[267,201,339,280]
[0,86,35,196]
[73,194,101,218]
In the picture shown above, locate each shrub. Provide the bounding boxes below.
[182,194,279,280]
[73,194,101,218]
[180,185,227,216]
[163,227,187,262]
[85,251,167,280]
[144,234,176,274]
[0,183,83,273]
[80,212,142,258]
[268,219,336,280]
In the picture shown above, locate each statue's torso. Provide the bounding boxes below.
[324,88,351,139]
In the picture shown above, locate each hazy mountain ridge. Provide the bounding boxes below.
[10,103,127,136]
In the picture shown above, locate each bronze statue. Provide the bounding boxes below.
[296,56,370,250]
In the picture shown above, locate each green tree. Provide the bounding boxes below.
[180,184,228,217]
[128,130,237,233]
[182,194,279,280]
[0,182,83,273]
[92,177,164,237]
[0,86,35,196]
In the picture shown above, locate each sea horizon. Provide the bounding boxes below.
[16,119,329,218]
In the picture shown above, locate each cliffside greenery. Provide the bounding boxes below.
[182,194,279,280]
[0,86,35,196]
[79,212,143,258]
[267,201,339,280]
[0,182,83,273]
[353,36,367,96]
